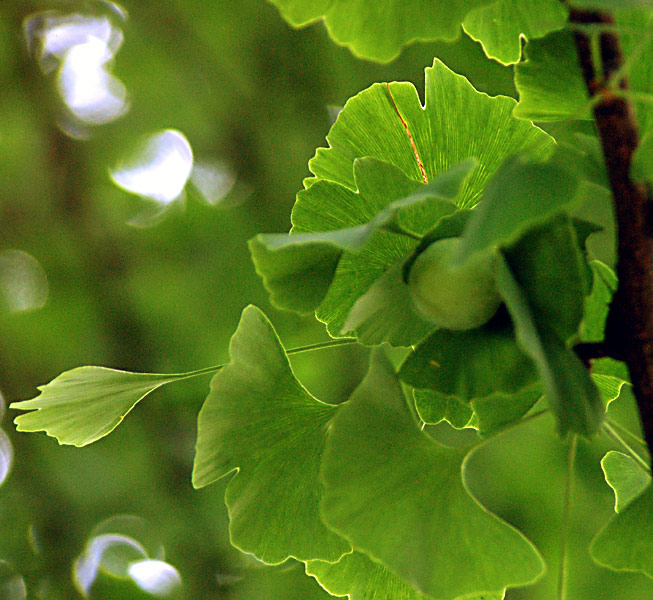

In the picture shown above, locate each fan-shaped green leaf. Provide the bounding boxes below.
[307,550,505,600]
[321,350,545,599]
[601,451,651,512]
[463,0,568,65]
[10,368,190,447]
[303,61,552,340]
[582,261,618,342]
[192,305,350,564]
[591,483,653,578]
[267,0,496,62]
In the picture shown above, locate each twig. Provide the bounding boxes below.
[569,7,653,452]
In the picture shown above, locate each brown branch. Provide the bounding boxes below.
[570,8,653,451]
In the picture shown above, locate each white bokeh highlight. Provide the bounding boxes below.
[111,130,194,204]
[128,560,182,597]
[0,250,49,313]
[24,11,128,127]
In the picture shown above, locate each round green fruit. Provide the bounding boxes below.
[407,237,501,330]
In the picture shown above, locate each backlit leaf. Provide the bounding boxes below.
[463,0,568,65]
[601,451,651,512]
[192,305,350,564]
[11,368,189,447]
[267,0,496,62]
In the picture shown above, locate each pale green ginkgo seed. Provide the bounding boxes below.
[408,237,501,330]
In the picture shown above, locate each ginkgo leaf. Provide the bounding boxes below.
[601,451,651,512]
[249,158,471,315]
[463,0,568,65]
[399,313,538,400]
[514,10,653,124]
[306,550,505,600]
[192,305,350,565]
[413,390,474,429]
[582,261,618,343]
[591,483,653,578]
[453,156,580,265]
[302,60,552,340]
[470,386,543,434]
[495,217,604,435]
[10,368,192,447]
[267,0,496,62]
[320,349,545,599]
[307,59,553,202]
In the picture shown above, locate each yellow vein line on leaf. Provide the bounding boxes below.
[386,82,428,184]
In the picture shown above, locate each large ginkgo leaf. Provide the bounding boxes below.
[463,0,568,65]
[320,350,544,599]
[192,305,350,564]
[307,551,504,600]
[267,0,495,62]
[299,60,552,338]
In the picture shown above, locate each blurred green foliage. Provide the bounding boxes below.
[0,1,651,598]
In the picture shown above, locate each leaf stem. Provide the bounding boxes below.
[152,337,360,381]
[558,435,577,600]
[603,421,651,472]
[606,416,648,449]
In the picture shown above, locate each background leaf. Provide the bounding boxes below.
[463,0,568,65]
[192,305,350,564]
[267,0,496,62]
[321,350,545,599]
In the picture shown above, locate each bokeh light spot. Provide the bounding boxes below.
[0,250,49,313]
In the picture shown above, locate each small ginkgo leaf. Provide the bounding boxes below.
[306,550,506,600]
[321,349,544,599]
[591,483,653,578]
[10,368,190,446]
[192,305,350,564]
[601,451,651,513]
[463,0,568,65]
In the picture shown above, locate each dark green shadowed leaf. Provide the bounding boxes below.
[463,0,568,65]
[495,218,604,436]
[192,305,350,564]
[601,451,651,513]
[267,0,495,62]
[249,158,472,315]
[591,483,653,578]
[413,390,474,429]
[513,30,590,122]
[399,314,538,400]
[321,350,545,599]
[454,157,580,265]
[11,368,191,447]
[471,386,543,434]
[307,550,504,600]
